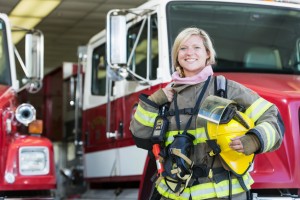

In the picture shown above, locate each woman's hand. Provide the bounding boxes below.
[162,86,174,102]
[229,136,244,153]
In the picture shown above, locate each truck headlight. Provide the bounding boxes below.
[19,146,50,175]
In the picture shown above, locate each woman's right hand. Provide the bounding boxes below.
[162,86,174,102]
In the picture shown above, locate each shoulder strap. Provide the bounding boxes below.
[214,75,227,98]
[174,76,211,134]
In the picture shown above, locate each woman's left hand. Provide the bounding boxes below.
[229,136,244,153]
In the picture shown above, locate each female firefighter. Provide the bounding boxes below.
[129,27,284,200]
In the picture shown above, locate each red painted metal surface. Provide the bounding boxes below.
[42,68,63,141]
[83,83,165,153]
[0,83,56,192]
[0,86,15,108]
[1,134,56,190]
[217,73,300,190]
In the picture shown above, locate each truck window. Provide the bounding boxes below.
[0,19,11,85]
[127,14,158,81]
[290,38,300,71]
[166,2,300,74]
[91,44,106,96]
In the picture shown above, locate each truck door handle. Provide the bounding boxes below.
[106,121,123,139]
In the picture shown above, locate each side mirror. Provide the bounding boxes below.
[25,30,44,80]
[25,30,44,93]
[107,11,127,67]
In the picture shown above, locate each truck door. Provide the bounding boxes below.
[82,13,159,179]
[84,43,109,148]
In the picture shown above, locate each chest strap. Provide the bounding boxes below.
[166,108,194,116]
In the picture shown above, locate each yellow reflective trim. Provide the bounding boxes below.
[134,104,157,127]
[157,174,254,199]
[165,130,183,146]
[157,179,190,200]
[258,122,276,152]
[193,127,207,144]
[245,98,262,117]
[156,180,170,198]
[190,173,253,199]
[245,98,273,122]
[164,128,207,146]
[168,188,191,200]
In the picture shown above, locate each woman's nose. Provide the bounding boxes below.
[186,47,194,54]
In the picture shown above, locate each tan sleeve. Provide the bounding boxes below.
[148,88,169,106]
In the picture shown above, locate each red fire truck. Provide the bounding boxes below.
[0,13,56,198]
[45,0,300,199]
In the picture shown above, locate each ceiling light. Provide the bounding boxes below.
[9,0,61,44]
[11,0,61,18]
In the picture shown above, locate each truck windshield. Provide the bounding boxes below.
[0,18,11,85]
[166,2,300,74]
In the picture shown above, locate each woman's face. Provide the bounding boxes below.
[177,35,209,77]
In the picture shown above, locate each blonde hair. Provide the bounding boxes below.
[172,27,216,77]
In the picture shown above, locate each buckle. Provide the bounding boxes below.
[183,108,193,115]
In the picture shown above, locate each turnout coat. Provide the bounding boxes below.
[130,76,284,200]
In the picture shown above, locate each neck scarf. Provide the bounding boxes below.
[172,65,214,85]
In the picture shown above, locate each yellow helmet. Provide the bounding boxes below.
[198,95,255,176]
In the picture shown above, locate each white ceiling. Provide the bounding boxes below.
[2,0,148,74]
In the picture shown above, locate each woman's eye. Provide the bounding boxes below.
[180,47,187,50]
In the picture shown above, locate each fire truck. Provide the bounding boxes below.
[45,0,300,199]
[0,13,56,198]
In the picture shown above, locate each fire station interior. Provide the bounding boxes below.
[3,0,300,199]
[4,0,148,199]
[4,0,148,74]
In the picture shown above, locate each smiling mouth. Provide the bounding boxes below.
[185,58,197,62]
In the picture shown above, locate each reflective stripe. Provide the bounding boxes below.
[169,189,191,200]
[245,98,273,122]
[157,173,254,199]
[193,127,207,144]
[190,173,253,199]
[165,131,182,146]
[157,179,190,200]
[165,128,207,146]
[134,104,157,127]
[256,122,276,152]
